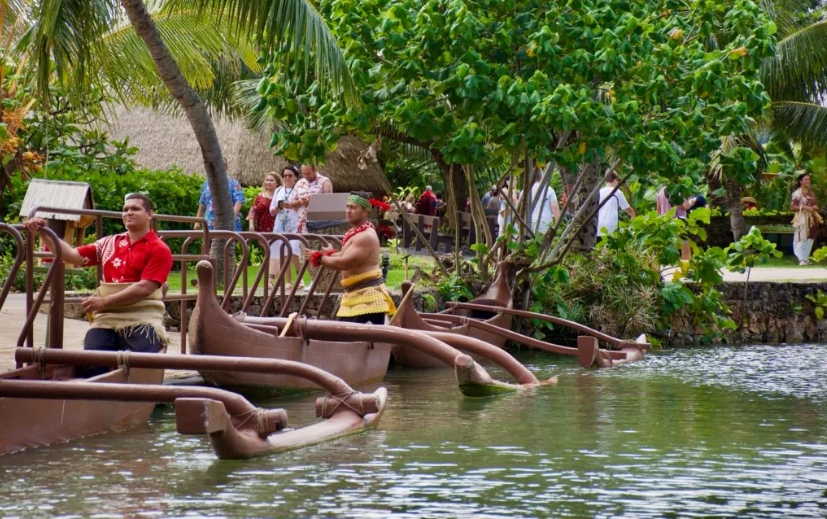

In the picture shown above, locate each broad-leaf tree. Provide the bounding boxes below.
[258,0,776,272]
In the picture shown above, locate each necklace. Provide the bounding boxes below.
[342,221,375,247]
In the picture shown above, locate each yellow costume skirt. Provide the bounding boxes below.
[338,270,396,318]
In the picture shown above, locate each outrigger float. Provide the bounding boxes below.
[2,348,387,459]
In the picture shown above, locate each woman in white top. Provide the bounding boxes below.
[269,165,303,289]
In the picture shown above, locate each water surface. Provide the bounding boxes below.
[2,345,827,518]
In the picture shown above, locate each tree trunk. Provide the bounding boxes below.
[567,162,600,253]
[705,170,726,208]
[449,166,467,215]
[120,0,234,235]
[725,175,746,241]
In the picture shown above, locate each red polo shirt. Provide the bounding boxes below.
[77,230,173,285]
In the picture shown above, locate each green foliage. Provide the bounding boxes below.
[724,226,783,272]
[438,275,474,302]
[528,211,737,342]
[421,293,436,313]
[3,124,203,240]
[255,0,776,193]
[805,289,827,320]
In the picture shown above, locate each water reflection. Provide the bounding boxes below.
[2,345,827,517]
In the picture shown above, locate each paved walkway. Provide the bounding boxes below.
[0,294,195,381]
[721,267,827,282]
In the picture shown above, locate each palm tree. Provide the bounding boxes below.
[12,0,354,233]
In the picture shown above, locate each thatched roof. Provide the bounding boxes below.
[102,105,389,194]
[20,179,94,221]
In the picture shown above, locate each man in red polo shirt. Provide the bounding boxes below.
[23,193,173,355]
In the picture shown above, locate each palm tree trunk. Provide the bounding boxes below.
[725,175,746,240]
[120,0,234,235]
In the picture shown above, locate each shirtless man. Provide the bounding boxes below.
[22,193,173,359]
[304,191,395,325]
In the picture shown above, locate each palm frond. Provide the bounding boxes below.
[98,9,261,106]
[14,0,116,102]
[1,0,30,49]
[771,100,827,151]
[758,0,813,40]
[233,76,290,134]
[167,0,355,103]
[761,18,827,101]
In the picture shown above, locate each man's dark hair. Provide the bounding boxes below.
[605,171,619,183]
[125,193,154,212]
[351,191,372,201]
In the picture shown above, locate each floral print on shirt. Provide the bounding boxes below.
[199,179,245,231]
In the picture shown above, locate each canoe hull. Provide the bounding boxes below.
[390,262,514,369]
[188,268,391,389]
[194,335,391,390]
[392,312,512,369]
[0,366,163,456]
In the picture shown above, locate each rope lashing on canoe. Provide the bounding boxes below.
[116,350,131,377]
[32,346,47,373]
[232,407,287,437]
[318,391,365,418]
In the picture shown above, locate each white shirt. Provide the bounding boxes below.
[529,183,558,234]
[597,185,630,236]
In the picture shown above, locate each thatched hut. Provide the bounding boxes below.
[102,105,388,194]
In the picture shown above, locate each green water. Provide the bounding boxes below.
[2,345,827,518]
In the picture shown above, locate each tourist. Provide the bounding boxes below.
[246,171,279,289]
[791,173,821,265]
[742,197,758,212]
[22,194,173,374]
[484,187,500,217]
[529,175,561,235]
[481,186,493,209]
[403,194,417,213]
[292,164,333,234]
[269,165,303,289]
[597,172,635,237]
[435,192,447,218]
[417,185,437,216]
[194,160,245,232]
[656,186,671,215]
[497,183,519,238]
[246,172,279,233]
[304,191,396,325]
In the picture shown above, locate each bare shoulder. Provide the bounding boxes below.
[351,227,380,247]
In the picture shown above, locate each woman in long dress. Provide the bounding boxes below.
[791,173,821,265]
[269,165,303,289]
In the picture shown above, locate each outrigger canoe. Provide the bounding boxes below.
[1,348,388,459]
[390,262,514,368]
[389,261,648,368]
